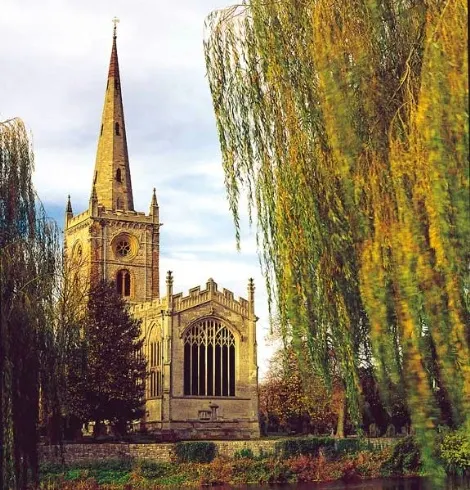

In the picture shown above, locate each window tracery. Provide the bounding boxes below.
[148,339,162,398]
[184,319,235,397]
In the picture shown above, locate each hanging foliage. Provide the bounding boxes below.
[0,118,60,489]
[204,0,469,462]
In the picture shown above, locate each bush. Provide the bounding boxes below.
[439,429,470,476]
[332,438,373,457]
[137,460,172,480]
[234,448,255,459]
[274,436,371,460]
[382,436,421,475]
[174,441,216,463]
[275,437,335,458]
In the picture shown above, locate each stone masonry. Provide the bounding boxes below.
[63,26,260,439]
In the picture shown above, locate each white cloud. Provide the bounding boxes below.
[0,0,275,377]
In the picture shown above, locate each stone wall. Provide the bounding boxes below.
[39,438,397,465]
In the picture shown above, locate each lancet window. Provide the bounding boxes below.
[116,269,131,297]
[184,319,236,397]
[148,340,162,398]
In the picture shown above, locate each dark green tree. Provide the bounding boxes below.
[71,280,147,437]
[0,118,60,489]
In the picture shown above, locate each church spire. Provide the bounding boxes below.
[92,18,134,212]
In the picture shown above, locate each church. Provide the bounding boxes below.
[63,26,260,440]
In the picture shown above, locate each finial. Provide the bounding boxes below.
[112,17,120,39]
[66,195,73,214]
[166,270,173,285]
[151,187,158,206]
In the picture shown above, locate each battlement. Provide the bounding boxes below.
[66,209,91,228]
[131,296,167,314]
[97,207,155,224]
[172,278,250,317]
[130,278,252,318]
[66,206,156,230]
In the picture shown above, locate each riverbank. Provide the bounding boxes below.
[38,437,417,489]
[38,432,469,489]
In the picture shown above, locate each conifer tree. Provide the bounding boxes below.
[72,280,147,437]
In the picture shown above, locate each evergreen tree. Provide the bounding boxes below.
[73,280,147,437]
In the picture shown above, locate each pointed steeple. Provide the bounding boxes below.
[92,19,134,212]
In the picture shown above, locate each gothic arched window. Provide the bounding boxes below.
[116,168,122,182]
[148,340,163,398]
[115,122,120,135]
[184,319,235,397]
[116,269,131,297]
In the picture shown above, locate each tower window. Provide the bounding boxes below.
[184,319,236,397]
[116,239,131,257]
[115,122,120,135]
[116,168,122,182]
[100,124,103,136]
[116,269,131,297]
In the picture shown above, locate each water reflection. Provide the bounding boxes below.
[211,477,470,490]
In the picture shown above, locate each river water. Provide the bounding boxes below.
[210,477,470,490]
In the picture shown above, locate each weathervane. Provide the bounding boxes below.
[112,17,120,38]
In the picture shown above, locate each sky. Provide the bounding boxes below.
[0,0,277,376]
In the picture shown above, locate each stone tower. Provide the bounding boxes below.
[64,24,260,439]
[64,25,160,302]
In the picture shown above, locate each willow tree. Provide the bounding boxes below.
[0,118,60,489]
[204,0,469,455]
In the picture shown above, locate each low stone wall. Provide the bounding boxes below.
[39,438,397,465]
[39,440,278,464]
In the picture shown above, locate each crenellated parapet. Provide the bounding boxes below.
[170,277,250,317]
[131,277,252,318]
[131,297,167,314]
[66,209,91,229]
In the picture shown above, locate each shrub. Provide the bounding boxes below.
[332,438,373,457]
[382,436,421,475]
[234,448,255,459]
[275,437,335,458]
[137,460,172,480]
[231,457,291,484]
[39,462,66,476]
[274,436,370,460]
[174,441,216,463]
[198,456,234,486]
[439,429,470,476]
